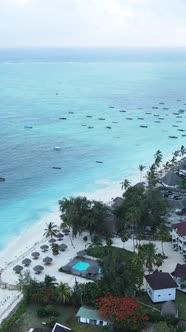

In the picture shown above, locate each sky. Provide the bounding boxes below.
[0,0,186,48]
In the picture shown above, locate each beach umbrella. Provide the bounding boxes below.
[13,265,23,273]
[33,265,44,274]
[22,258,31,266]
[43,256,53,265]
[59,243,67,251]
[62,228,70,235]
[31,252,40,259]
[161,170,182,187]
[49,238,56,243]
[56,232,64,240]
[40,245,49,252]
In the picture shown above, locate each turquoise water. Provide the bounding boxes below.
[0,48,186,250]
[73,261,90,271]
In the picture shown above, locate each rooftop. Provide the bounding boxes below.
[76,306,111,323]
[172,221,186,237]
[172,263,186,278]
[145,270,177,290]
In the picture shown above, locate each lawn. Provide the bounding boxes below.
[87,245,134,259]
[9,304,103,332]
[136,290,186,320]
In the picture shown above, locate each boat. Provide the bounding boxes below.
[0,177,5,182]
[109,106,115,108]
[52,167,62,170]
[88,126,94,129]
[163,108,169,110]
[106,126,112,129]
[169,136,178,139]
[159,102,165,105]
[172,125,178,127]
[126,118,133,120]
[140,125,148,128]
[53,147,61,151]
[96,161,103,164]
[98,118,105,120]
[177,129,185,132]
[59,117,67,120]
[154,121,160,123]
[69,111,74,114]
[182,135,186,137]
[24,125,32,129]
[159,117,164,120]
[81,124,87,126]
[112,121,118,123]
[120,110,126,112]
[153,115,159,117]
[152,107,158,109]
[86,115,92,118]
[145,112,152,114]
[137,117,144,120]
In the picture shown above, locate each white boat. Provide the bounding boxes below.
[53,146,61,151]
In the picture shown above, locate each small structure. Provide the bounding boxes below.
[31,252,40,259]
[145,270,177,303]
[76,306,111,326]
[172,263,186,293]
[40,245,49,252]
[43,256,53,265]
[29,322,73,332]
[59,244,67,251]
[161,301,178,318]
[161,170,182,187]
[172,221,186,255]
[22,258,31,267]
[33,265,44,274]
[13,265,23,274]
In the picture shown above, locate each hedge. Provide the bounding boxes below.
[0,301,26,332]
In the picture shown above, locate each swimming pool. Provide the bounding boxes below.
[73,261,90,271]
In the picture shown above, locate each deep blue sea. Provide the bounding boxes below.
[0,48,186,250]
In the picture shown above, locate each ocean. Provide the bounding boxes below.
[0,48,186,250]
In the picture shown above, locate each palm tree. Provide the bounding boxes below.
[120,231,129,249]
[157,224,170,255]
[180,145,186,157]
[55,282,71,304]
[126,207,141,252]
[43,222,58,239]
[139,165,146,182]
[121,179,131,191]
[138,243,158,272]
[154,150,163,168]
[43,275,57,288]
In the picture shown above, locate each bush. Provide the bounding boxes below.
[147,310,162,323]
[0,301,26,332]
[45,304,59,317]
[46,317,57,328]
[37,307,47,318]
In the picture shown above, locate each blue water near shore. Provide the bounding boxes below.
[0,48,186,250]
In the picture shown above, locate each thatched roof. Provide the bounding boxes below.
[43,256,53,264]
[22,258,31,266]
[13,265,23,273]
[161,301,178,317]
[168,196,186,209]
[59,244,67,251]
[161,170,182,187]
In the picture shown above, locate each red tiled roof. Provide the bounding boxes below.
[145,270,177,290]
[172,263,186,278]
[172,221,186,237]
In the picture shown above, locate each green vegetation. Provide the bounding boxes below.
[59,196,111,237]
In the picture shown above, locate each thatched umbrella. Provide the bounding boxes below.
[31,252,40,259]
[40,244,49,252]
[56,232,64,240]
[33,265,44,274]
[62,228,70,235]
[59,243,67,251]
[161,170,182,187]
[43,256,53,265]
[49,238,56,244]
[22,258,31,266]
[13,265,23,273]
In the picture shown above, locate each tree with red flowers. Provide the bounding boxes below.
[97,293,149,331]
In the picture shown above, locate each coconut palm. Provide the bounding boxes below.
[157,224,170,255]
[126,207,141,252]
[55,282,71,304]
[120,231,129,249]
[139,165,146,182]
[121,179,131,191]
[180,145,186,156]
[43,275,57,288]
[138,243,158,272]
[154,150,163,168]
[43,222,58,239]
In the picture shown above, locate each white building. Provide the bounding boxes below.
[29,322,73,332]
[76,306,111,326]
[172,263,186,293]
[145,270,177,303]
[172,221,186,256]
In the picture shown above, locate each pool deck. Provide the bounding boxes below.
[61,256,100,279]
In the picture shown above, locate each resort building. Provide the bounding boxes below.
[172,263,186,293]
[145,270,177,303]
[171,221,186,256]
[76,306,111,326]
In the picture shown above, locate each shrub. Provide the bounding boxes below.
[147,310,162,323]
[37,307,47,318]
[46,317,57,328]
[45,304,59,317]
[0,301,26,332]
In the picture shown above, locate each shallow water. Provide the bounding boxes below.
[0,48,186,250]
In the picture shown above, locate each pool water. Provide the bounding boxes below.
[73,261,90,271]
